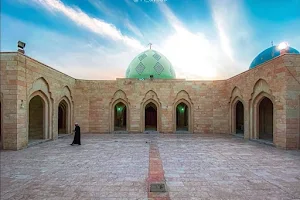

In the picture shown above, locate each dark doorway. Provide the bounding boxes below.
[176,102,188,131]
[114,102,126,131]
[145,102,157,131]
[236,101,244,134]
[29,96,44,140]
[259,97,273,141]
[58,100,67,134]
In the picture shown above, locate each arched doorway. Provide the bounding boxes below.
[29,96,45,140]
[176,102,188,131]
[259,97,273,141]
[114,102,127,131]
[58,100,68,134]
[145,102,157,131]
[236,101,244,134]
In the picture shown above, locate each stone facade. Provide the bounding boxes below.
[0,52,300,150]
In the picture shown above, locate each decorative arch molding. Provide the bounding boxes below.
[229,86,243,104]
[251,79,272,100]
[28,77,53,100]
[172,90,194,133]
[56,86,74,135]
[62,86,73,101]
[109,90,129,105]
[140,90,162,132]
[141,90,162,106]
[174,90,193,105]
[250,91,275,141]
[28,90,52,140]
[109,90,130,132]
[27,77,53,141]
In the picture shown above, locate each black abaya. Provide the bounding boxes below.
[72,125,81,145]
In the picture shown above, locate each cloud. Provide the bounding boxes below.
[155,1,254,79]
[4,0,258,80]
[1,14,139,80]
[124,0,160,27]
[32,0,144,50]
[87,0,144,39]
[210,0,255,63]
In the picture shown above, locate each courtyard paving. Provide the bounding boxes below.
[1,134,300,200]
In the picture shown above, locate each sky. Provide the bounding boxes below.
[1,0,300,80]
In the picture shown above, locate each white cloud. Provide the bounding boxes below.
[5,0,257,80]
[1,15,139,80]
[87,0,144,39]
[32,0,144,50]
[155,1,253,79]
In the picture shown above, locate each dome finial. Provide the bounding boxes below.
[148,43,152,50]
[271,41,273,47]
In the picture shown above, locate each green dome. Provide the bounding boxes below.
[126,49,176,79]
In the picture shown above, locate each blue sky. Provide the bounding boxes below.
[1,0,300,80]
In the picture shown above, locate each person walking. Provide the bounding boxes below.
[71,122,81,145]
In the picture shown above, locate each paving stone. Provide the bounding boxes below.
[1,134,300,199]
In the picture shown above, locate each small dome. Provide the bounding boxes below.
[249,45,299,69]
[126,49,176,79]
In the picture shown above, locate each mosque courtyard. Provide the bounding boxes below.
[1,134,300,200]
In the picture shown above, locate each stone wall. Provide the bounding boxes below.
[284,55,300,149]
[1,52,75,150]
[226,54,300,149]
[73,79,229,134]
[0,53,19,150]
[1,52,300,150]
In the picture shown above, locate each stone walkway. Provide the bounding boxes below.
[1,134,300,200]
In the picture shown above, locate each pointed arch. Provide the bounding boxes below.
[173,90,194,133]
[27,78,53,143]
[57,85,74,136]
[141,90,162,106]
[249,79,275,141]
[58,96,72,134]
[28,90,51,141]
[141,99,161,132]
[230,97,245,134]
[228,86,248,137]
[251,91,275,141]
[229,86,243,103]
[174,90,193,104]
[109,89,129,104]
[110,98,130,132]
[109,90,130,132]
[251,79,272,99]
[29,77,52,99]
[140,91,161,132]
[62,86,73,101]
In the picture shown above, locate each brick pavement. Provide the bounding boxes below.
[1,134,300,200]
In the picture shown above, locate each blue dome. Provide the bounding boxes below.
[249,46,299,69]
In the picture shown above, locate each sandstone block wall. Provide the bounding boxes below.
[1,52,300,150]
[284,55,300,149]
[1,52,75,150]
[73,79,229,134]
[226,54,300,149]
